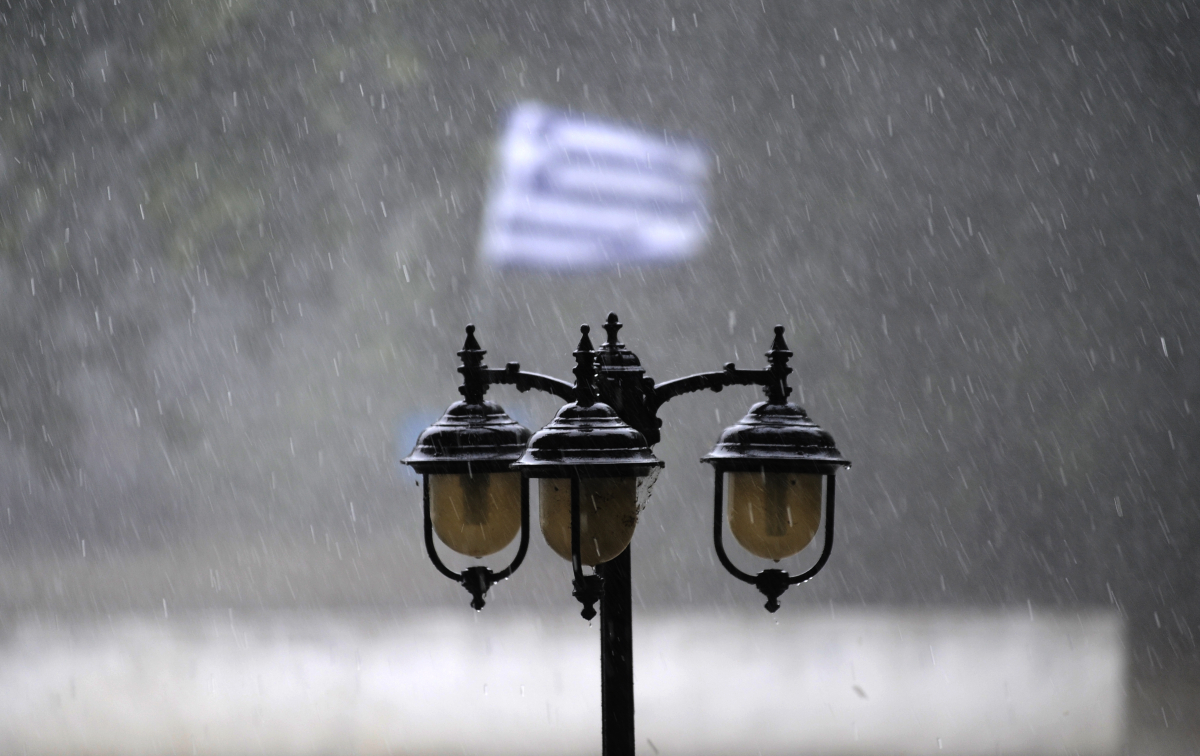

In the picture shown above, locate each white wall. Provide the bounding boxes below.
[0,609,1123,755]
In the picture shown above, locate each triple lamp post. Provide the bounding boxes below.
[404,313,850,756]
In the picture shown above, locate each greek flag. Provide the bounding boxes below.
[480,103,709,269]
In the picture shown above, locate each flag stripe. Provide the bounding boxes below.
[481,104,709,268]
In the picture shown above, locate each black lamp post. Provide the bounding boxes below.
[403,313,850,756]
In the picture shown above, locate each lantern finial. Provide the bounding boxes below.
[573,325,597,406]
[602,312,624,348]
[765,325,793,403]
[457,325,489,403]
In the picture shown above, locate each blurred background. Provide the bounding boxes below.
[0,1,1197,753]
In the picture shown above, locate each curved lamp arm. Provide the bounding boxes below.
[635,326,797,431]
[468,327,787,422]
[422,474,531,610]
[646,363,772,414]
[487,363,577,403]
[455,325,576,405]
[711,469,836,612]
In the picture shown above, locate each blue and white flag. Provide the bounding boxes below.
[480,103,709,269]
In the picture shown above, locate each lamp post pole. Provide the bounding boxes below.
[598,548,635,756]
[591,314,654,756]
[405,312,850,756]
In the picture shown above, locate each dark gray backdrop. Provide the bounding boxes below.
[1,0,1196,723]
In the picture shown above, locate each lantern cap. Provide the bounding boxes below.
[595,312,645,373]
[513,401,661,478]
[404,400,531,474]
[703,401,850,474]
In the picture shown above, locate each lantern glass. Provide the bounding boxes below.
[539,476,640,566]
[429,471,522,558]
[727,471,823,561]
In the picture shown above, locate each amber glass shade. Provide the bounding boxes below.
[540,477,639,566]
[727,471,822,561]
[429,472,522,558]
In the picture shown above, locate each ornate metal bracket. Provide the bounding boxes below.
[645,324,793,413]
[457,316,794,432]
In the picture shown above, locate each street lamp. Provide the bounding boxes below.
[703,326,850,612]
[403,325,534,609]
[512,325,662,621]
[403,313,850,756]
